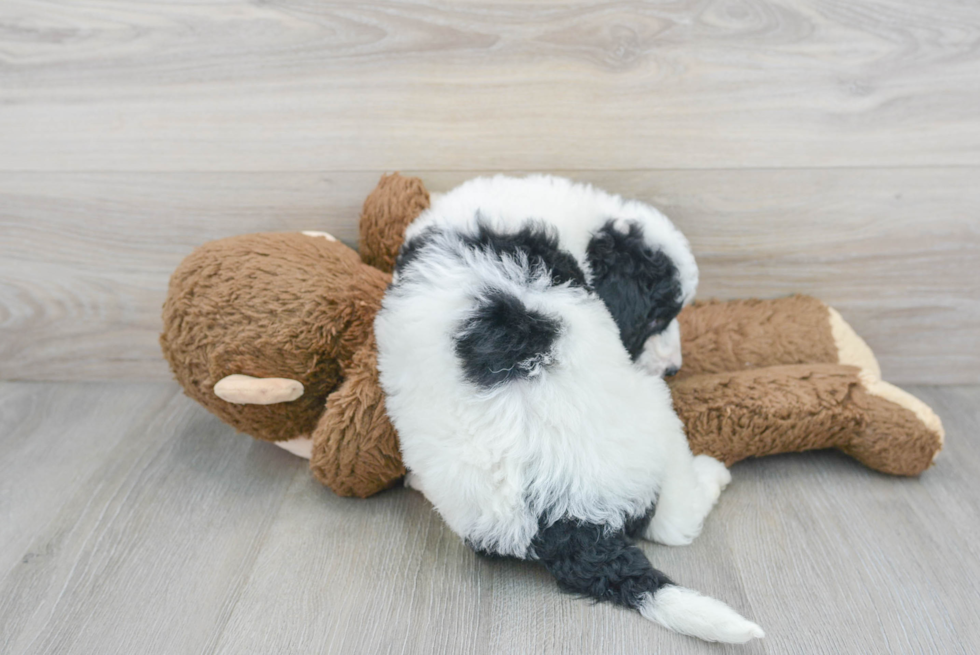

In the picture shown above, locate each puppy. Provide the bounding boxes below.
[375,175,763,643]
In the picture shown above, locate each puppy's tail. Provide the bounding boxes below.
[639,585,765,644]
[533,519,763,644]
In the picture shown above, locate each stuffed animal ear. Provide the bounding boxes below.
[359,173,430,273]
[309,338,406,498]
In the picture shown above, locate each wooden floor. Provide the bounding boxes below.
[0,380,977,655]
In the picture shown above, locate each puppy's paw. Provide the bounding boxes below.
[645,516,703,546]
[693,455,731,503]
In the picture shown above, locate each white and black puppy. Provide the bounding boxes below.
[375,175,763,643]
[401,175,698,377]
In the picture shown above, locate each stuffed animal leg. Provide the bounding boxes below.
[671,364,943,475]
[675,295,879,380]
[309,335,406,497]
[671,296,944,475]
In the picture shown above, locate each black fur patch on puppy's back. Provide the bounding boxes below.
[586,220,683,360]
[462,219,588,289]
[455,290,561,389]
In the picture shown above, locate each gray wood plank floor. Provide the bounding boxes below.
[1,381,977,654]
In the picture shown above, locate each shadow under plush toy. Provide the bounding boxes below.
[160,174,944,498]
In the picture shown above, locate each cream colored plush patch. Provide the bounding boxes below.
[214,374,304,405]
[273,435,314,459]
[831,306,944,458]
[301,231,337,241]
[828,307,881,380]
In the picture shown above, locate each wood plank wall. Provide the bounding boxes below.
[1,0,978,384]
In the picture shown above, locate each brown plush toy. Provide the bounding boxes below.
[672,296,943,475]
[160,175,944,498]
[160,174,427,497]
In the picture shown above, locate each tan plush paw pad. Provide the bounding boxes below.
[214,374,305,405]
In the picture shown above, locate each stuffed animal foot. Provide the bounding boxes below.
[672,363,944,476]
[846,378,944,475]
[825,305,944,471]
[827,306,880,380]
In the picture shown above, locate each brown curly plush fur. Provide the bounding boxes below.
[161,174,944,499]
[309,330,405,497]
[674,296,840,380]
[670,296,944,476]
[161,232,357,442]
[672,364,941,476]
[359,173,430,274]
[161,173,431,497]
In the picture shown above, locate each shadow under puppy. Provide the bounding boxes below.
[376,175,764,643]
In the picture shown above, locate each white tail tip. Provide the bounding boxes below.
[640,585,765,644]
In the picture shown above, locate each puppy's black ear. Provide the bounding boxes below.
[586,220,682,360]
[454,290,562,389]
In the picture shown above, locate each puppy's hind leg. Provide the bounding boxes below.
[646,445,731,546]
